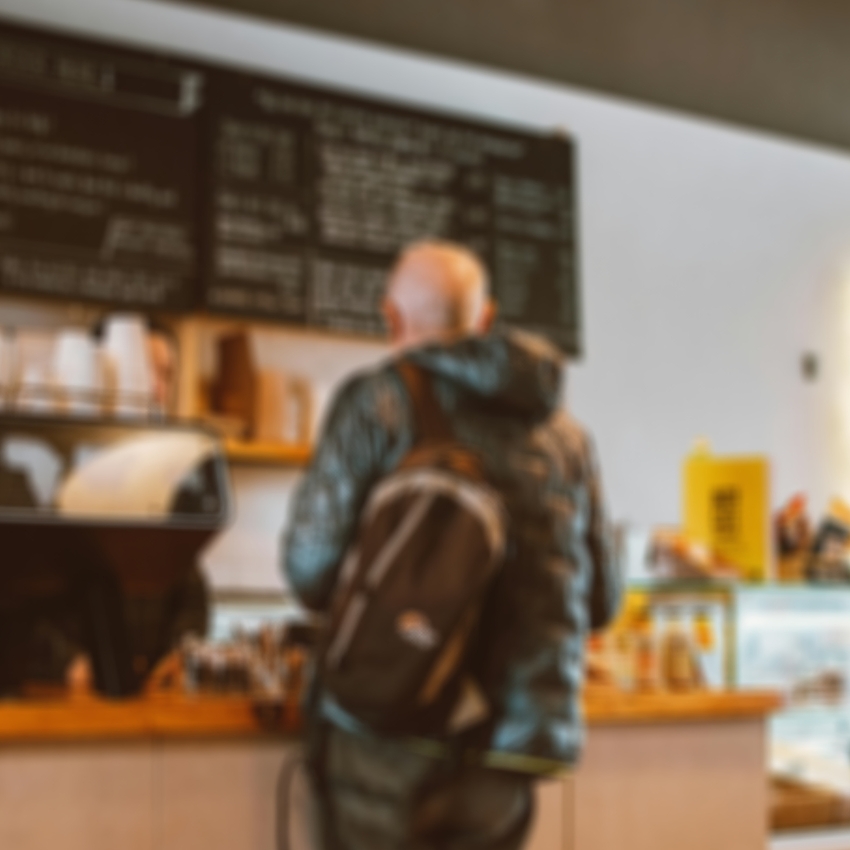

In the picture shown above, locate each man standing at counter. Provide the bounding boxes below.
[283,241,620,850]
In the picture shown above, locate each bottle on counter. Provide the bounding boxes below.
[659,610,705,692]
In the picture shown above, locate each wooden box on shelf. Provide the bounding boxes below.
[174,319,314,469]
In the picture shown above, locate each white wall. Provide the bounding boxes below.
[3,0,850,590]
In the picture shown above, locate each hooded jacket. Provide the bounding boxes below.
[283,330,620,768]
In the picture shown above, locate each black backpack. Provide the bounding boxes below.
[319,361,507,736]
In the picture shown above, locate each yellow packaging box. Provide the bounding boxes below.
[683,442,771,581]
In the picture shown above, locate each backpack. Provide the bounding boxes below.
[319,361,507,736]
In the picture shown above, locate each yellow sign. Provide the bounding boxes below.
[683,442,770,581]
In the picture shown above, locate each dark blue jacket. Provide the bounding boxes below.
[283,330,620,768]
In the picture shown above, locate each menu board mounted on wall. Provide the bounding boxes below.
[205,69,579,352]
[0,19,580,354]
[0,21,202,310]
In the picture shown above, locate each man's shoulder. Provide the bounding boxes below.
[328,358,411,432]
[547,408,592,447]
[537,408,597,472]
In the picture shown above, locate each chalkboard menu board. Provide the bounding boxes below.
[0,19,581,353]
[0,22,201,310]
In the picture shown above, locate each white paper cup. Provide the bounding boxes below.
[100,314,152,417]
[52,329,103,416]
[14,330,57,414]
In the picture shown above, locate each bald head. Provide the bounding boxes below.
[383,241,494,348]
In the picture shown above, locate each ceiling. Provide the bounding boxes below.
[165,0,850,155]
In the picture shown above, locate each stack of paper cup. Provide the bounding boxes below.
[14,330,57,414]
[52,329,104,416]
[100,315,152,418]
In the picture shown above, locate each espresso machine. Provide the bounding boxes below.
[0,414,231,696]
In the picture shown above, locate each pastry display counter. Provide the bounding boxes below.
[0,690,780,850]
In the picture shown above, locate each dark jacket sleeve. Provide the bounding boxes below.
[282,370,412,612]
[582,433,622,631]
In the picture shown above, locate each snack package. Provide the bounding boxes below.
[807,498,850,584]
[774,494,813,583]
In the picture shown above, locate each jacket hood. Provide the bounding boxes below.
[406,330,564,420]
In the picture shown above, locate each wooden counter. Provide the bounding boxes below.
[0,694,298,743]
[574,689,781,850]
[584,687,783,725]
[0,688,780,743]
[0,689,780,850]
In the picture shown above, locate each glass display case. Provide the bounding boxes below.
[734,586,850,835]
[630,580,850,838]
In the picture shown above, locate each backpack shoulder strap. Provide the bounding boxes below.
[396,361,453,446]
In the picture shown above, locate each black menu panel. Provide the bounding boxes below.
[0,19,580,354]
[205,70,579,351]
[0,23,201,310]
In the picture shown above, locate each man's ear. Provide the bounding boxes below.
[382,299,404,344]
[479,299,498,333]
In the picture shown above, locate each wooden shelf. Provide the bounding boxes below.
[223,438,312,467]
